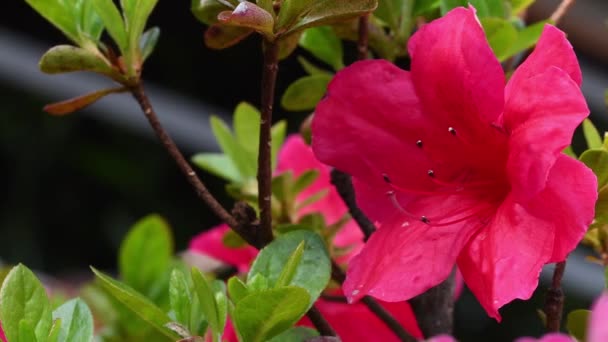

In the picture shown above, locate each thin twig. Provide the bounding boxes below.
[257,39,280,247]
[357,14,370,60]
[130,82,239,229]
[550,0,575,26]
[409,271,456,337]
[331,262,416,342]
[307,306,338,337]
[544,261,566,332]
[330,169,376,241]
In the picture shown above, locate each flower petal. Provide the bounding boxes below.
[457,195,554,320]
[589,292,608,342]
[504,66,589,202]
[408,7,505,127]
[525,155,597,262]
[507,25,582,94]
[343,208,480,303]
[515,333,575,342]
[189,225,258,272]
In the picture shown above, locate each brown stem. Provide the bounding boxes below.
[550,0,575,26]
[544,261,566,332]
[331,262,416,342]
[330,169,376,241]
[357,14,370,61]
[257,39,279,247]
[409,271,456,338]
[130,82,239,229]
[307,306,338,337]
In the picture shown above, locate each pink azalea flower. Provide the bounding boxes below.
[0,322,5,342]
[189,136,424,340]
[311,6,597,321]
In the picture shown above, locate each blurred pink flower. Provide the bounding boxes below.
[189,135,423,340]
[0,322,5,342]
[312,6,597,321]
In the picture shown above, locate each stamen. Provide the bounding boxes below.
[416,140,423,148]
[421,216,430,224]
[427,170,435,178]
[382,173,391,183]
[448,127,456,135]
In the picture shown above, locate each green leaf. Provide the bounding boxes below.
[297,56,333,76]
[47,319,61,342]
[211,280,228,337]
[210,116,257,180]
[566,309,590,341]
[140,27,161,61]
[92,0,129,52]
[281,0,378,35]
[271,120,287,171]
[579,149,608,189]
[169,269,193,329]
[191,268,222,336]
[248,230,331,309]
[503,20,547,59]
[281,75,332,111]
[268,327,319,342]
[233,287,310,342]
[299,27,343,70]
[469,0,506,18]
[375,0,403,29]
[191,0,235,25]
[192,153,241,183]
[293,170,320,196]
[440,0,467,15]
[583,119,603,149]
[39,45,116,77]
[18,320,37,342]
[563,145,576,158]
[24,0,80,44]
[52,298,94,342]
[90,267,179,340]
[275,241,306,288]
[78,0,105,43]
[119,215,173,296]
[510,0,535,14]
[227,277,250,304]
[122,0,159,60]
[234,102,262,156]
[0,264,52,342]
[597,187,608,225]
[247,273,270,291]
[413,0,440,15]
[481,18,518,61]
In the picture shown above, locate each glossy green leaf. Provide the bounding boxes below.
[52,298,94,342]
[217,2,275,37]
[90,267,179,340]
[275,241,306,288]
[293,170,320,196]
[39,45,115,76]
[47,319,61,342]
[597,187,608,225]
[281,0,378,35]
[211,280,228,336]
[78,0,105,42]
[192,153,241,183]
[563,145,576,158]
[469,0,506,18]
[191,268,222,336]
[192,0,235,25]
[119,215,173,296]
[580,149,608,189]
[503,20,547,59]
[299,26,343,70]
[440,0,467,15]
[248,230,330,308]
[247,273,270,291]
[210,116,257,180]
[297,56,332,76]
[271,120,287,171]
[0,264,52,342]
[268,327,319,342]
[169,269,192,329]
[92,0,128,52]
[375,0,403,28]
[567,309,589,341]
[122,0,159,58]
[233,287,310,342]
[413,0,440,15]
[281,75,332,111]
[481,18,518,61]
[234,102,262,156]
[24,0,80,44]
[510,0,535,14]
[140,27,161,61]
[583,119,603,149]
[18,320,37,342]
[227,277,250,304]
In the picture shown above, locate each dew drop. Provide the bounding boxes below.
[416,140,423,148]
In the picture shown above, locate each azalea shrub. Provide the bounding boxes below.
[1,0,608,342]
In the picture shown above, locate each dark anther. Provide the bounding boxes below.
[382,173,392,183]
[448,127,456,135]
[427,170,435,177]
[416,140,423,148]
[421,216,430,224]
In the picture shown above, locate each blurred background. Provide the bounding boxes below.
[0,0,607,340]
